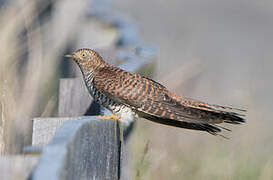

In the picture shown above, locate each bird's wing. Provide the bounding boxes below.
[94,66,246,134]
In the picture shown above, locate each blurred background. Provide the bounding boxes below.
[114,0,273,180]
[0,0,272,179]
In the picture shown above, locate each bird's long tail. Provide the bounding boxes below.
[141,98,246,137]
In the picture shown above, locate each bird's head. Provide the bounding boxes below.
[65,48,101,64]
[65,48,107,72]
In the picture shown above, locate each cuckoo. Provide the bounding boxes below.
[65,48,246,136]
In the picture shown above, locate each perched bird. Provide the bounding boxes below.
[65,48,246,136]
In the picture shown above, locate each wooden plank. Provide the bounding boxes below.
[58,78,92,117]
[31,117,120,180]
[0,155,39,180]
[32,117,82,146]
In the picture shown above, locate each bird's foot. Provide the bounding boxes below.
[98,114,120,121]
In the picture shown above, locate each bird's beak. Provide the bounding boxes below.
[64,53,75,59]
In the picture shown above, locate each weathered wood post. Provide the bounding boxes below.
[31,117,120,180]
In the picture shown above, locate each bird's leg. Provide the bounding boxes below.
[98,114,120,121]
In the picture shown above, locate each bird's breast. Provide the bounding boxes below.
[88,83,115,109]
[88,82,138,125]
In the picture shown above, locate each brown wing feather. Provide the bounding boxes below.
[93,66,246,134]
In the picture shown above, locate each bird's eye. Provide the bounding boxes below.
[81,52,86,57]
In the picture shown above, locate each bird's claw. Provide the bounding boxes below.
[98,115,120,121]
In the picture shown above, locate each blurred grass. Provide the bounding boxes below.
[0,0,118,154]
[0,0,63,154]
[132,114,273,180]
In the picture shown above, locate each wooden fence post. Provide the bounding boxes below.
[31,117,120,180]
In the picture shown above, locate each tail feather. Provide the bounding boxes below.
[140,112,222,134]
[180,98,247,125]
[182,97,246,115]
[139,105,246,138]
[138,95,247,137]
[204,109,246,124]
[198,103,246,112]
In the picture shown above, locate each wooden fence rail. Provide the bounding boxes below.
[31,117,120,180]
